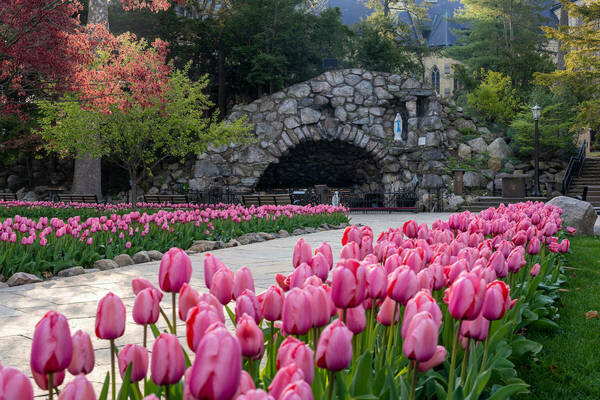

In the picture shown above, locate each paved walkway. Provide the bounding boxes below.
[0,212,450,395]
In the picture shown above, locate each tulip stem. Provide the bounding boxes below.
[48,372,54,400]
[410,360,417,400]
[133,382,143,400]
[172,293,177,335]
[386,302,397,364]
[480,336,490,374]
[143,324,147,349]
[327,370,335,400]
[270,321,276,378]
[159,307,173,332]
[460,339,470,385]
[367,301,376,348]
[110,339,116,400]
[447,321,461,397]
[165,384,171,400]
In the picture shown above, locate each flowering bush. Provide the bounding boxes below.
[0,202,348,276]
[0,201,575,400]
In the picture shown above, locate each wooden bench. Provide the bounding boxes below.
[57,194,99,203]
[0,193,17,201]
[143,194,188,204]
[242,194,292,207]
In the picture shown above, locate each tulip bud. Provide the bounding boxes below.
[331,259,366,309]
[261,285,285,322]
[198,293,225,322]
[530,263,541,277]
[31,368,65,390]
[403,220,418,238]
[340,242,360,260]
[310,252,330,281]
[151,333,185,386]
[68,330,94,375]
[316,320,353,371]
[131,278,162,300]
[236,314,264,360]
[204,253,226,289]
[445,273,486,320]
[95,293,126,340]
[315,242,333,269]
[133,288,161,326]
[289,263,313,289]
[377,297,399,326]
[159,248,192,293]
[305,284,331,328]
[235,371,256,397]
[189,323,242,400]
[417,345,446,372]
[58,374,96,400]
[527,237,541,255]
[343,304,366,334]
[387,265,418,305]
[507,246,526,273]
[282,288,312,336]
[293,238,312,268]
[236,289,261,324]
[118,344,149,383]
[238,389,275,400]
[280,380,313,400]
[403,311,438,362]
[460,313,489,342]
[177,283,200,321]
[402,290,442,339]
[186,302,223,352]
[210,267,234,305]
[31,311,73,374]
[481,280,511,321]
[341,225,361,245]
[233,266,255,299]
[366,264,386,299]
[277,337,315,384]
[269,364,305,400]
[0,367,33,400]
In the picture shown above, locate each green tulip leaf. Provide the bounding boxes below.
[99,372,110,400]
[118,363,133,400]
[487,383,530,400]
[350,352,373,396]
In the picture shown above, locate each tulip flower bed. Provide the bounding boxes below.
[0,202,574,400]
[0,203,348,277]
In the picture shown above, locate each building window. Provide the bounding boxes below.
[444,63,451,74]
[444,88,451,97]
[431,66,440,94]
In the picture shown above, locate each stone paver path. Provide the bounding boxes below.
[0,213,452,396]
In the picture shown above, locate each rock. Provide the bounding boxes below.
[467,137,488,154]
[258,232,277,241]
[132,251,151,264]
[147,250,163,261]
[463,171,486,188]
[487,157,503,172]
[22,191,39,202]
[85,268,100,274]
[278,99,297,115]
[57,266,86,277]
[6,272,42,287]
[188,240,218,253]
[226,239,241,247]
[422,174,443,188]
[278,229,290,238]
[332,85,354,97]
[458,144,472,160]
[547,196,597,236]
[456,119,477,132]
[292,229,305,236]
[237,233,264,245]
[114,254,134,267]
[447,195,465,211]
[94,259,119,271]
[487,138,512,159]
[300,108,321,124]
[303,227,317,234]
[288,83,311,98]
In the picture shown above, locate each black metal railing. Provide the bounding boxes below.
[337,190,418,212]
[562,140,587,194]
[185,190,245,205]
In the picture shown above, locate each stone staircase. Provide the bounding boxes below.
[460,196,548,213]
[566,157,600,212]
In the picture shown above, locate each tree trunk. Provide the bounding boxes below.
[129,169,138,205]
[218,51,226,117]
[72,0,107,199]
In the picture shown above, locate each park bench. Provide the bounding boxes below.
[242,193,293,207]
[57,194,99,203]
[143,194,188,204]
[0,193,17,201]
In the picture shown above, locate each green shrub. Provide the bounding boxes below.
[467,70,520,123]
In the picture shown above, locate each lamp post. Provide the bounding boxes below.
[531,105,542,197]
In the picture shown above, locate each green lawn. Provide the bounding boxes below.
[518,236,600,399]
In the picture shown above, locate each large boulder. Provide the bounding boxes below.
[6,272,42,287]
[458,144,472,160]
[94,259,119,271]
[487,138,512,159]
[447,195,465,211]
[463,171,487,188]
[114,254,134,267]
[548,196,597,236]
[467,137,488,154]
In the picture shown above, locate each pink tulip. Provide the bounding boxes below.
[293,238,312,268]
[261,285,285,321]
[527,237,540,255]
[277,337,315,384]
[236,314,264,360]
[444,273,486,320]
[236,289,261,324]
[31,368,65,390]
[566,226,576,234]
[204,253,226,289]
[68,330,94,375]
[269,364,305,400]
[481,280,511,320]
[530,263,541,277]
[316,320,353,371]
[366,264,387,299]
[403,311,438,362]
[177,283,201,321]
[118,344,149,383]
[305,284,331,328]
[238,389,275,400]
[159,247,192,292]
[402,290,442,339]
[282,288,313,335]
[0,367,33,400]
[310,252,330,281]
[31,311,73,374]
[487,251,507,278]
[95,292,126,340]
[303,275,322,287]
[461,313,489,342]
[234,371,256,397]
[507,246,527,273]
[342,225,361,245]
[315,242,333,269]
[387,265,419,305]
[331,259,366,309]
[133,288,161,326]
[418,345,446,372]
[151,333,185,385]
[343,304,366,334]
[131,278,162,300]
[403,220,418,238]
[279,380,313,400]
[377,297,400,326]
[289,263,313,289]
[210,267,234,305]
[58,374,96,400]
[198,292,225,322]
[559,239,570,253]
[189,323,242,400]
[142,396,160,400]
[340,242,360,260]
[234,266,255,299]
[186,302,223,352]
